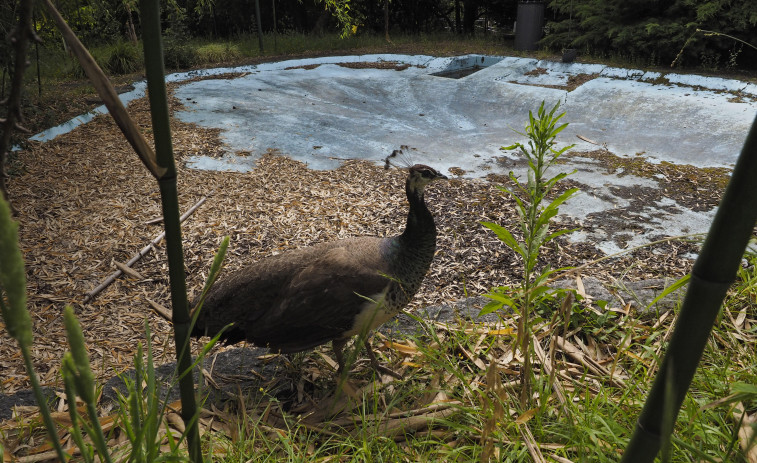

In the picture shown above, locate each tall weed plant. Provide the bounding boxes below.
[0,194,152,461]
[0,193,229,460]
[0,196,67,460]
[481,101,578,408]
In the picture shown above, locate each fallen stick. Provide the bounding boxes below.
[113,260,145,279]
[576,134,600,145]
[146,298,172,321]
[83,193,211,303]
[555,336,627,389]
[519,422,547,463]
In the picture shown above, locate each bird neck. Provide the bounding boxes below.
[399,180,436,249]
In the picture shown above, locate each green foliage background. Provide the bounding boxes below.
[544,0,757,68]
[2,0,756,76]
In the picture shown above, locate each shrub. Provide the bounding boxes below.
[194,43,243,64]
[163,40,196,70]
[105,40,143,75]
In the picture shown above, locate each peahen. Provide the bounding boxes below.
[191,160,447,377]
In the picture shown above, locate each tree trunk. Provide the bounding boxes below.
[0,0,35,207]
[462,0,478,35]
[311,10,329,36]
[454,0,461,34]
[384,0,390,42]
[254,0,264,52]
[272,0,277,51]
[125,6,138,43]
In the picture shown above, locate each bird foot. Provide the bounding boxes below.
[332,338,403,380]
[372,362,403,380]
[364,342,403,380]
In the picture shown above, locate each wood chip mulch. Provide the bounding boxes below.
[0,89,696,396]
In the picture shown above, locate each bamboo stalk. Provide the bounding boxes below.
[622,115,757,461]
[138,0,203,459]
[83,194,210,303]
[0,0,36,205]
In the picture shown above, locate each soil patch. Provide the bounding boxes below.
[563,149,729,212]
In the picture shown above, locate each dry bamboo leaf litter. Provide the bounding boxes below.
[0,87,699,397]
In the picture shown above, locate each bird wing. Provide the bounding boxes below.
[249,237,394,352]
[195,237,396,352]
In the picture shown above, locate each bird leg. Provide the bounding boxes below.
[331,337,402,380]
[332,338,348,376]
[364,341,403,380]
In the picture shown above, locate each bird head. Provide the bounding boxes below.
[384,148,447,196]
[407,164,448,195]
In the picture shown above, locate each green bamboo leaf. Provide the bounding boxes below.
[544,171,569,186]
[201,236,229,297]
[481,292,517,315]
[479,300,503,316]
[551,122,569,137]
[646,274,691,311]
[543,169,575,189]
[481,221,520,250]
[538,205,560,226]
[191,237,230,330]
[551,144,576,157]
[0,197,31,347]
[178,328,227,381]
[532,266,567,286]
[545,188,580,213]
[508,170,524,187]
[547,100,561,116]
[525,251,540,273]
[531,221,551,249]
[514,200,528,224]
[494,184,517,199]
[529,284,553,299]
[131,342,145,449]
[732,382,757,398]
[545,227,579,244]
[143,322,161,463]
[115,386,136,441]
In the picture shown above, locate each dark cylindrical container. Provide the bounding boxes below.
[514,1,545,51]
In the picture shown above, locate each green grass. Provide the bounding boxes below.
[28,31,516,81]
[189,251,757,462]
[194,43,244,64]
[7,30,757,461]
[5,251,745,462]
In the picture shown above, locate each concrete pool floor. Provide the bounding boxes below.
[170,54,756,255]
[28,53,757,254]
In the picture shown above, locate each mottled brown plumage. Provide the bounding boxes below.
[192,164,447,376]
